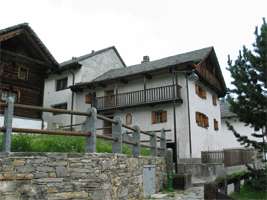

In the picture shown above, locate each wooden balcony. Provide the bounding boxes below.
[94,84,182,111]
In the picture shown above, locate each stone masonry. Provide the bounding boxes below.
[0,152,166,200]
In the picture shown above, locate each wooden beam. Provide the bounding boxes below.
[144,73,152,79]
[120,78,128,84]
[0,29,23,42]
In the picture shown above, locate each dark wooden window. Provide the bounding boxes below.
[196,112,209,128]
[152,110,167,124]
[52,102,67,115]
[195,84,207,99]
[126,113,132,125]
[212,95,217,106]
[56,77,68,91]
[0,90,20,103]
[18,66,29,80]
[85,94,93,104]
[214,119,219,131]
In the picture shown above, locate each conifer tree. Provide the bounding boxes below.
[227,18,267,191]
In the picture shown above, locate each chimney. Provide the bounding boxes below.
[141,55,150,63]
[91,50,95,54]
[72,57,77,60]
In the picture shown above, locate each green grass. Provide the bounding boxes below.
[0,133,150,156]
[230,184,267,200]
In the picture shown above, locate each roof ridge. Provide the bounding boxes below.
[60,46,116,66]
[128,46,213,68]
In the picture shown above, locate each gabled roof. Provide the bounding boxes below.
[60,46,126,70]
[93,47,212,83]
[0,23,58,67]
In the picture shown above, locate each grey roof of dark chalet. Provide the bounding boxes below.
[59,46,127,71]
[0,23,58,67]
[74,46,213,87]
[220,100,236,118]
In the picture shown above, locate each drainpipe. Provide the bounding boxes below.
[69,71,75,131]
[172,69,178,173]
[186,74,192,157]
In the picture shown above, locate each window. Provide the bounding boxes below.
[126,113,132,125]
[18,66,29,80]
[152,110,167,124]
[214,119,219,131]
[195,112,209,128]
[56,77,68,91]
[85,93,93,104]
[0,90,19,103]
[212,95,217,106]
[195,84,207,99]
[52,103,67,115]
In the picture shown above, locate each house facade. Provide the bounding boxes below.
[0,23,58,119]
[70,47,227,158]
[220,100,263,149]
[43,46,126,129]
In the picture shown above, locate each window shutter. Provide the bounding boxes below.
[212,95,217,106]
[162,111,167,122]
[204,115,209,128]
[85,94,92,104]
[196,112,200,125]
[152,111,156,124]
[214,119,219,130]
[195,84,199,95]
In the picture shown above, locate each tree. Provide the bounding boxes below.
[227,18,267,191]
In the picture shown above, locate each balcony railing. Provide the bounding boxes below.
[95,84,182,111]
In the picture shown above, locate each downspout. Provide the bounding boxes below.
[186,74,192,157]
[69,71,75,131]
[172,69,178,173]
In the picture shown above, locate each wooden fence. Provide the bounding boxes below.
[0,97,169,157]
[201,149,256,166]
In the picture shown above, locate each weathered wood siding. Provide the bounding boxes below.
[0,53,46,118]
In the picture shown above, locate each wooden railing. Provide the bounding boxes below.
[95,84,182,110]
[201,149,256,166]
[0,98,168,157]
[201,150,224,164]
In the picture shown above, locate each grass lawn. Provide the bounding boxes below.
[230,184,267,200]
[0,133,151,156]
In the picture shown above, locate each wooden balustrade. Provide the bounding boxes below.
[95,84,182,110]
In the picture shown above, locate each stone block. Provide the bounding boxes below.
[173,173,192,190]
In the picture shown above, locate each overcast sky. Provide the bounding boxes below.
[1,0,267,87]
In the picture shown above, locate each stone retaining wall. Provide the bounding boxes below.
[0,153,166,200]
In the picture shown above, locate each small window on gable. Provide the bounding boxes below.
[152,110,167,124]
[126,113,132,125]
[214,119,219,131]
[56,77,68,91]
[195,84,207,99]
[212,95,217,106]
[18,66,29,80]
[195,112,209,128]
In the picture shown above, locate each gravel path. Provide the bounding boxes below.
[147,186,204,200]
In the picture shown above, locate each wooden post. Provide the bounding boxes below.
[2,96,14,152]
[160,128,166,156]
[82,107,97,153]
[150,131,157,156]
[234,180,241,193]
[132,125,140,157]
[112,116,122,153]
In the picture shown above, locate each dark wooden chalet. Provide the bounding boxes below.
[0,23,58,119]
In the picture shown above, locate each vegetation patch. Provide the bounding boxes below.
[0,133,150,156]
[230,184,267,200]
